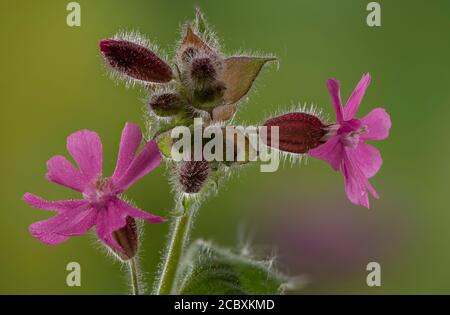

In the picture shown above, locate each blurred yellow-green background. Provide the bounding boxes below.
[1,0,449,294]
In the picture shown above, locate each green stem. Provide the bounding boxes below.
[128,257,140,295]
[153,167,223,295]
[154,208,194,295]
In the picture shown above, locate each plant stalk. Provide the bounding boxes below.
[154,207,194,295]
[128,257,140,295]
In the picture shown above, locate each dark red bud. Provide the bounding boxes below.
[112,217,138,260]
[148,93,185,117]
[177,160,210,194]
[99,39,172,83]
[190,57,218,84]
[263,112,328,154]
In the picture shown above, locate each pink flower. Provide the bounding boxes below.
[23,123,165,254]
[309,73,391,208]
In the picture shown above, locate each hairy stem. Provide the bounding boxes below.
[128,257,141,295]
[154,206,195,295]
[153,166,224,295]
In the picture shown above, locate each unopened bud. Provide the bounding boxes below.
[177,160,210,194]
[148,93,185,117]
[190,57,218,85]
[111,217,138,260]
[263,112,327,154]
[99,39,172,83]
[192,82,225,111]
[176,24,213,65]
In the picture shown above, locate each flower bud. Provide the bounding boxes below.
[111,217,138,260]
[190,57,218,85]
[176,25,213,66]
[148,93,185,117]
[177,160,210,194]
[263,112,328,154]
[192,82,225,111]
[99,39,172,83]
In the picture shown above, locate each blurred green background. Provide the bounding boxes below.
[1,0,449,294]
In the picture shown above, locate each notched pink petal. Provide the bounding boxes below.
[116,198,166,224]
[22,193,86,213]
[353,142,382,178]
[46,155,88,192]
[114,140,162,193]
[55,207,97,236]
[309,135,343,171]
[360,108,391,140]
[326,78,344,123]
[342,154,370,208]
[366,179,379,200]
[29,222,69,245]
[344,73,371,120]
[112,123,142,181]
[67,130,102,181]
[342,150,379,208]
[29,204,94,245]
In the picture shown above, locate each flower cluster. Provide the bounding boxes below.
[22,8,391,295]
[99,9,275,194]
[99,10,275,125]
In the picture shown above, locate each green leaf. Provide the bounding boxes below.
[176,240,287,295]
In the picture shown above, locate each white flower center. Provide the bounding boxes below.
[82,176,114,208]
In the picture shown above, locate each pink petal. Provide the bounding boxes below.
[95,201,128,253]
[29,204,95,245]
[365,178,379,200]
[326,79,344,123]
[23,193,86,213]
[46,155,88,192]
[112,123,142,181]
[353,142,382,178]
[341,149,379,208]
[360,108,391,140]
[115,198,166,224]
[113,140,162,193]
[344,73,371,120]
[309,135,344,171]
[28,230,68,245]
[55,207,98,236]
[67,130,102,181]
